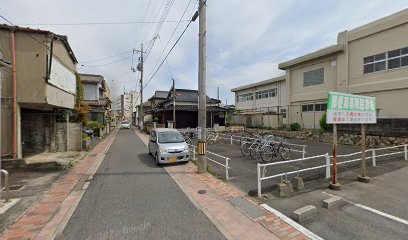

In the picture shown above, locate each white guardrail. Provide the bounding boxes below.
[188,144,230,180]
[257,144,408,197]
[219,133,307,158]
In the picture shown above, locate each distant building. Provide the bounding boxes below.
[115,91,138,121]
[78,73,112,135]
[148,88,226,128]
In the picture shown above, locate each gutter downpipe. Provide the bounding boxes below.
[11,31,17,160]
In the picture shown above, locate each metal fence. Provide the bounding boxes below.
[188,144,230,180]
[218,133,307,158]
[257,144,408,197]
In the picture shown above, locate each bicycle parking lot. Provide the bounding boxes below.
[185,130,407,197]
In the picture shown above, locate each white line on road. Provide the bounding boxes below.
[322,191,408,226]
[261,204,324,240]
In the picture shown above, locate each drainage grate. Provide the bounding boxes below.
[3,184,25,191]
[197,190,207,194]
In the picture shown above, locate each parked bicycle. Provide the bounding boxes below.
[260,141,291,162]
[207,130,219,145]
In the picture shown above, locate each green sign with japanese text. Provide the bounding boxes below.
[327,92,376,124]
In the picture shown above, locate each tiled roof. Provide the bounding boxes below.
[0,24,78,64]
[165,89,221,104]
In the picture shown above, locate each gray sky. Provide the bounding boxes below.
[2,0,408,105]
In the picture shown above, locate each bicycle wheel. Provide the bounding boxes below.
[279,144,291,160]
[260,145,274,162]
[250,145,261,159]
[208,137,216,145]
[240,142,251,156]
[184,136,191,144]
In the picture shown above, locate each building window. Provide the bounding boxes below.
[363,47,408,74]
[255,88,277,99]
[303,68,324,87]
[314,103,327,111]
[302,104,314,112]
[269,88,277,97]
[237,93,253,102]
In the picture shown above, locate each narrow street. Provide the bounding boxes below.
[57,129,225,240]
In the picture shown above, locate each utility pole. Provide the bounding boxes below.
[173,79,176,128]
[197,0,207,174]
[138,43,144,130]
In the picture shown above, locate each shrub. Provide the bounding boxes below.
[290,122,301,131]
[87,121,103,131]
[319,112,330,131]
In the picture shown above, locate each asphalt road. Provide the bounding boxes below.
[57,129,225,240]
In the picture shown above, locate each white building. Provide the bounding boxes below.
[115,91,139,121]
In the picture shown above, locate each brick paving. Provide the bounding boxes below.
[0,129,118,240]
[136,130,309,240]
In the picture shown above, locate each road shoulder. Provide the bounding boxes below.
[134,129,311,240]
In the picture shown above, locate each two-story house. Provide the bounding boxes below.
[78,73,112,136]
[0,25,80,158]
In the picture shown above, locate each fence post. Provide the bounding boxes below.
[257,163,262,197]
[405,144,407,161]
[372,149,376,167]
[230,135,233,145]
[302,145,306,159]
[325,153,331,179]
[226,158,229,180]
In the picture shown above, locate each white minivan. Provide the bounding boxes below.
[148,128,190,165]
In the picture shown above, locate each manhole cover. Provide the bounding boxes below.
[3,184,25,191]
[197,190,207,194]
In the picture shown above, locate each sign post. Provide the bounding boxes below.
[327,92,376,188]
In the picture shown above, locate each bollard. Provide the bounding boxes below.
[193,147,196,161]
[1,169,10,203]
[302,145,306,159]
[372,149,376,167]
[325,153,331,179]
[230,135,233,145]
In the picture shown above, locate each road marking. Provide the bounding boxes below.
[261,204,324,240]
[322,191,408,226]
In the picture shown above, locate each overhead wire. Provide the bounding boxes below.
[79,55,132,68]
[143,13,195,91]
[80,50,132,64]
[148,0,195,74]
[16,20,190,26]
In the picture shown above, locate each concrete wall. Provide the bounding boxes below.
[55,122,82,151]
[1,69,13,157]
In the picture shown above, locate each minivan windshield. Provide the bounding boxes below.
[157,131,185,143]
[122,121,129,124]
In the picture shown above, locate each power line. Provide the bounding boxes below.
[148,0,195,74]
[80,50,132,64]
[79,55,131,68]
[16,20,190,26]
[143,16,195,90]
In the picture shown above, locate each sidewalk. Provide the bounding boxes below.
[135,130,310,240]
[0,129,119,240]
